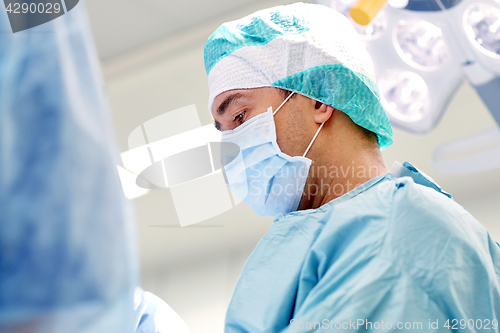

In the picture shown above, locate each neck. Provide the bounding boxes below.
[298,150,388,210]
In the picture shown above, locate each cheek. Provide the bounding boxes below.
[274,105,315,156]
[275,118,307,156]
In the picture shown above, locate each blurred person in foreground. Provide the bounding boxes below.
[0,2,194,332]
[0,4,138,333]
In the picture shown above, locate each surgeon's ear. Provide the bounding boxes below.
[313,101,334,124]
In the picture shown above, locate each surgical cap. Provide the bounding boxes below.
[204,2,393,150]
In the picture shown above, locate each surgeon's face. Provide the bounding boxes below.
[211,87,282,132]
[211,87,318,157]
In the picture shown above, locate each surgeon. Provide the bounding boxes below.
[203,2,500,332]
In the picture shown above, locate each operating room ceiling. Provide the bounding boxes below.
[85,0,262,59]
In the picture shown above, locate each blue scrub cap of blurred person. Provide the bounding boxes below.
[204,2,393,150]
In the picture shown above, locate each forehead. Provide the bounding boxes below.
[211,89,253,116]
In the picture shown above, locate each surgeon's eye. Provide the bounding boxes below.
[234,111,245,124]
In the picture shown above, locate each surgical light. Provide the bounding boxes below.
[464,4,500,57]
[355,12,387,39]
[394,19,448,69]
[378,70,430,121]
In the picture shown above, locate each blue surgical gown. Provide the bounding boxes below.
[0,3,138,333]
[225,164,500,332]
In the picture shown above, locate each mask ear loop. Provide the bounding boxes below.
[303,122,325,158]
[272,91,324,158]
[273,92,295,116]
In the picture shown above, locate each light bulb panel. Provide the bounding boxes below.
[315,0,500,134]
[463,3,500,59]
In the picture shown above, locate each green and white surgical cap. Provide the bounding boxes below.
[204,2,393,150]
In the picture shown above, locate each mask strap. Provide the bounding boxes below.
[303,122,325,158]
[273,92,295,116]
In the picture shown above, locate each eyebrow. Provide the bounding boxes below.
[216,93,244,116]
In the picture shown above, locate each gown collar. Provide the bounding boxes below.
[275,161,451,222]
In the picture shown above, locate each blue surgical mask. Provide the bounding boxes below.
[221,93,324,217]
